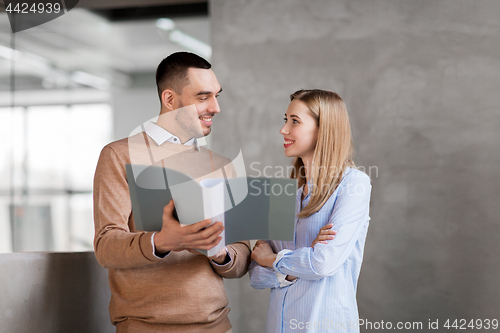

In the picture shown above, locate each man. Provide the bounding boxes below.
[93,52,251,333]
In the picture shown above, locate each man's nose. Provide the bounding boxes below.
[209,97,220,114]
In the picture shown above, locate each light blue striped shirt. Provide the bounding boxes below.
[249,168,372,333]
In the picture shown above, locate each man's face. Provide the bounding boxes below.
[175,68,221,137]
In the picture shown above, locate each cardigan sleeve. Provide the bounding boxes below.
[93,145,165,269]
[211,241,251,278]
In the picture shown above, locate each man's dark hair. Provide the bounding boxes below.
[155,52,211,101]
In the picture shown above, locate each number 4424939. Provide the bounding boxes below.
[444,319,498,330]
[5,2,62,14]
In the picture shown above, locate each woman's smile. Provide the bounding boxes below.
[284,138,295,148]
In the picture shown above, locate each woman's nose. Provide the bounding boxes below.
[280,124,289,135]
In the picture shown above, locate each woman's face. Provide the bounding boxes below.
[279,99,319,162]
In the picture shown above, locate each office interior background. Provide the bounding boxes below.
[1,0,499,332]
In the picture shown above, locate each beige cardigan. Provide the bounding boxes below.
[93,133,251,333]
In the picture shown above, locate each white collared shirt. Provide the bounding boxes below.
[144,121,200,151]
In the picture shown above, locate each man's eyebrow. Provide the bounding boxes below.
[196,88,223,96]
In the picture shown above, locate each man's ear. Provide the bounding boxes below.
[161,89,176,111]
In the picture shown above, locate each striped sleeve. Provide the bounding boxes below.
[273,172,371,280]
[249,260,282,289]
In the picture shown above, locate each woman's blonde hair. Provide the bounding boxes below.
[289,89,356,218]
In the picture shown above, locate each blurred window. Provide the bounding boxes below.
[0,104,112,252]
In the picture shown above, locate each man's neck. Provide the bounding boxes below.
[156,110,193,144]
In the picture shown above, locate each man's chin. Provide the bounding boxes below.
[202,127,212,136]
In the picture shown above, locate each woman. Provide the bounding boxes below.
[249,89,371,333]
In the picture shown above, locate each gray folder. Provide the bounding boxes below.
[126,164,297,243]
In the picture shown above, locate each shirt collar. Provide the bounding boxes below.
[144,121,200,151]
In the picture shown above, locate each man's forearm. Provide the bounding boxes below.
[213,242,251,278]
[210,248,230,264]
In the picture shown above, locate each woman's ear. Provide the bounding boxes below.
[161,89,176,111]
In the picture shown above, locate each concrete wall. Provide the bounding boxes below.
[0,252,113,333]
[112,73,161,141]
[211,0,500,332]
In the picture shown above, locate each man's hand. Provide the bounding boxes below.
[251,240,276,268]
[154,200,224,254]
[311,223,337,248]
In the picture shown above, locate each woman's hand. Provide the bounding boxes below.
[251,240,277,267]
[311,224,337,248]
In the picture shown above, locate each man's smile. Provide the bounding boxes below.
[199,115,213,126]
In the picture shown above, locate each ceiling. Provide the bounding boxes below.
[0,1,210,92]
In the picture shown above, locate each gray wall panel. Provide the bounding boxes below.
[0,252,113,333]
[211,0,500,332]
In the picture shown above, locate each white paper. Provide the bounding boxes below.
[200,178,226,257]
